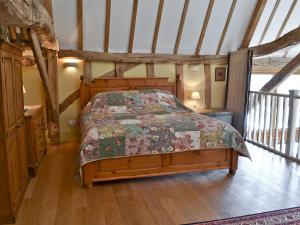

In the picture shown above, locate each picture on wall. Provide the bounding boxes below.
[215,67,226,81]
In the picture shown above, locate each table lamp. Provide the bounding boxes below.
[191,91,200,109]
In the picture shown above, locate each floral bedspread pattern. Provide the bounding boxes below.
[80,89,250,166]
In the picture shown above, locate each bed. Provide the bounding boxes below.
[79,76,250,188]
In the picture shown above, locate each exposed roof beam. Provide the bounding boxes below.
[252,65,300,75]
[253,57,295,67]
[174,0,190,54]
[58,50,228,64]
[258,0,281,45]
[21,27,29,41]
[59,89,80,114]
[216,0,237,54]
[249,27,300,57]
[276,0,298,39]
[77,0,83,50]
[8,26,17,41]
[195,0,214,55]
[104,0,111,52]
[240,0,267,48]
[30,29,56,121]
[40,0,54,19]
[260,52,300,92]
[152,0,164,53]
[128,0,138,53]
[0,0,55,42]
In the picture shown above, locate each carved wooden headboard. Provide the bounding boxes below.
[79,76,182,109]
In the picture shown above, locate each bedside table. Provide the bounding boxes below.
[195,108,233,125]
[25,105,47,176]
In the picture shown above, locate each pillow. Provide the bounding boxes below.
[89,89,177,112]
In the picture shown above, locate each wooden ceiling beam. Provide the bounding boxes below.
[77,0,83,50]
[40,0,54,19]
[249,27,300,57]
[104,0,111,52]
[128,0,138,53]
[216,0,237,55]
[59,89,80,114]
[253,57,295,67]
[152,0,164,53]
[195,0,214,55]
[276,0,298,39]
[58,50,228,64]
[8,26,17,41]
[258,0,281,45]
[0,0,55,42]
[252,65,300,75]
[241,0,267,48]
[174,0,190,54]
[260,52,300,92]
[21,28,29,41]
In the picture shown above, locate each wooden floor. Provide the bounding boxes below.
[10,142,300,225]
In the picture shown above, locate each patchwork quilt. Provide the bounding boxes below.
[80,89,250,166]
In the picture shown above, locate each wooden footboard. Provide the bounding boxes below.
[81,148,238,188]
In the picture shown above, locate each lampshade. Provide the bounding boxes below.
[23,86,26,94]
[191,91,200,100]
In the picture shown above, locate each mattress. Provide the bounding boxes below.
[79,89,250,166]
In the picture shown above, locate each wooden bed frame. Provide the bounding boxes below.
[79,76,238,187]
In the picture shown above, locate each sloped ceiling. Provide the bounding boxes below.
[52,0,300,56]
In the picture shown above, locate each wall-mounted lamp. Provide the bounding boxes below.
[63,62,79,68]
[188,64,201,71]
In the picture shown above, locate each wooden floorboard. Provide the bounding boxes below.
[10,143,300,225]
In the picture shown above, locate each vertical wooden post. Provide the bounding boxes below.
[30,29,59,144]
[204,64,211,108]
[77,0,83,50]
[47,50,60,144]
[175,64,184,101]
[83,60,92,83]
[115,63,124,77]
[286,90,300,156]
[146,63,155,77]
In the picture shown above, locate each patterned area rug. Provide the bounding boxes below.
[185,207,300,225]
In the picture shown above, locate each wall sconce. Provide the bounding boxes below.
[63,62,79,68]
[188,64,201,71]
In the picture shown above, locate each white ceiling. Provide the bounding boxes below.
[52,0,300,56]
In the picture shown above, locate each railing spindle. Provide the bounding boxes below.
[274,96,281,150]
[252,93,258,141]
[263,95,269,145]
[280,97,287,153]
[268,96,274,147]
[258,94,263,143]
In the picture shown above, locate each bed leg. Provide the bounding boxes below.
[82,163,95,188]
[229,150,238,175]
[83,183,93,189]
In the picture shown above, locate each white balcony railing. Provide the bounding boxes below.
[246,90,300,162]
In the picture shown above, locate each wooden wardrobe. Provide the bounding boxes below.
[0,42,29,223]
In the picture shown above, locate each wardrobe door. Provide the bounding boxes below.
[6,132,20,209]
[14,58,23,121]
[17,121,28,188]
[2,53,16,132]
